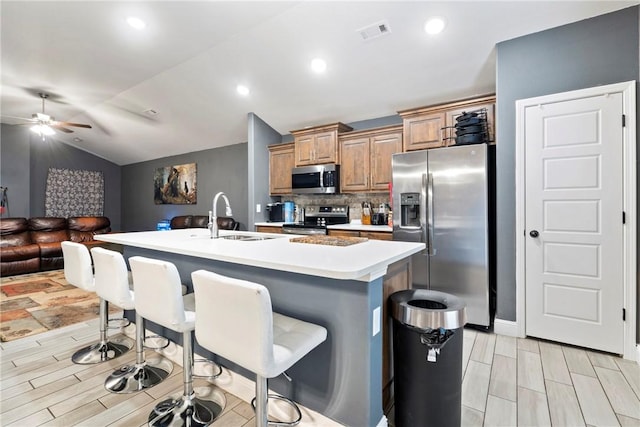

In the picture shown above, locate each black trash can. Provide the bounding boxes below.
[390,289,466,427]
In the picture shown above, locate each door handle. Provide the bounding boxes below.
[529,230,539,238]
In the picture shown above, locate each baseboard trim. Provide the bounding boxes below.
[125,325,342,427]
[493,318,520,337]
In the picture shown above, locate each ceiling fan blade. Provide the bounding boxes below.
[0,115,35,122]
[50,125,74,133]
[54,121,92,129]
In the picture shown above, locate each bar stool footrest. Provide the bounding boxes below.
[192,359,223,380]
[251,394,303,427]
[143,335,170,350]
[107,317,131,329]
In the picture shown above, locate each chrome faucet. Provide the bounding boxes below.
[209,192,233,239]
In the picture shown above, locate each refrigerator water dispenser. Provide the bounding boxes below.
[400,193,421,227]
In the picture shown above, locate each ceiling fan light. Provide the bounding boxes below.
[35,112,50,121]
[31,124,55,136]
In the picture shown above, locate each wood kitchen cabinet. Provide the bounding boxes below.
[291,122,353,166]
[399,95,496,151]
[255,225,282,234]
[327,229,392,240]
[339,125,402,193]
[268,143,295,195]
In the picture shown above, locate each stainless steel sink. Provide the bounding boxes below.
[220,234,274,241]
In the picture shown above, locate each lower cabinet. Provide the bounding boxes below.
[255,225,282,234]
[327,229,392,241]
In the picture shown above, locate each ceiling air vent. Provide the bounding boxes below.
[357,20,391,41]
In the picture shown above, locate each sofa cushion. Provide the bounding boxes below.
[68,216,111,232]
[0,244,40,261]
[192,216,209,228]
[29,217,70,244]
[29,217,68,231]
[170,216,192,229]
[0,218,33,248]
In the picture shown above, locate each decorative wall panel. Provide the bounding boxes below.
[45,168,104,217]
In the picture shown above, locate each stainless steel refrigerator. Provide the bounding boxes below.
[392,144,495,327]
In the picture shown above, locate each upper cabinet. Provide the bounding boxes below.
[291,122,353,166]
[339,125,402,193]
[399,95,495,151]
[268,143,295,195]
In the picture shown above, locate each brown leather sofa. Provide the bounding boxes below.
[170,215,239,231]
[0,216,111,276]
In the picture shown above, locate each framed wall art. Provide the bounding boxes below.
[154,163,197,204]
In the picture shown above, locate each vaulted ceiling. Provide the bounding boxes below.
[1,1,635,165]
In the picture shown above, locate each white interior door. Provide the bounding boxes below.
[524,93,624,354]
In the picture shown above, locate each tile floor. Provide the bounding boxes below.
[1,319,638,426]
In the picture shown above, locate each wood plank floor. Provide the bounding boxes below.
[1,320,639,426]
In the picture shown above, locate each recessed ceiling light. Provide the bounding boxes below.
[236,85,250,96]
[424,17,446,35]
[126,16,147,30]
[311,58,327,74]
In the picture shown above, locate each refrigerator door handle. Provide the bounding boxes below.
[421,173,429,254]
[427,172,436,256]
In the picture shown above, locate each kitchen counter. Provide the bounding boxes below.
[96,229,421,426]
[97,228,418,281]
[327,223,392,233]
[254,221,286,227]
[254,221,393,233]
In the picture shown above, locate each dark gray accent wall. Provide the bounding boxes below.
[0,124,122,229]
[247,113,283,225]
[495,6,639,322]
[121,143,248,232]
[0,125,31,217]
[30,136,122,230]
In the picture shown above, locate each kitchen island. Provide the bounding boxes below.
[97,228,424,427]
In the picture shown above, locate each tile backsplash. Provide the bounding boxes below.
[276,193,391,222]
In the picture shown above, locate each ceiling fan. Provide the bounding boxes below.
[18,93,92,139]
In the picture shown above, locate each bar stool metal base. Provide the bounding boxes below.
[104,355,173,393]
[251,394,303,427]
[148,388,226,427]
[71,335,134,365]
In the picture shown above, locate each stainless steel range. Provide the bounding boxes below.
[281,205,349,235]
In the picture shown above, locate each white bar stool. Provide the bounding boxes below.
[191,269,328,427]
[90,247,173,393]
[129,256,225,426]
[61,241,133,364]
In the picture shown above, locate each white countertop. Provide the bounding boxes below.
[254,222,392,232]
[97,229,423,282]
[328,224,392,232]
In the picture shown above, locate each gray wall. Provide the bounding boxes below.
[0,124,122,229]
[247,113,283,225]
[0,125,31,217]
[495,6,639,322]
[121,143,248,232]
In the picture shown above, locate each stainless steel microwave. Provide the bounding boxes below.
[291,164,339,194]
